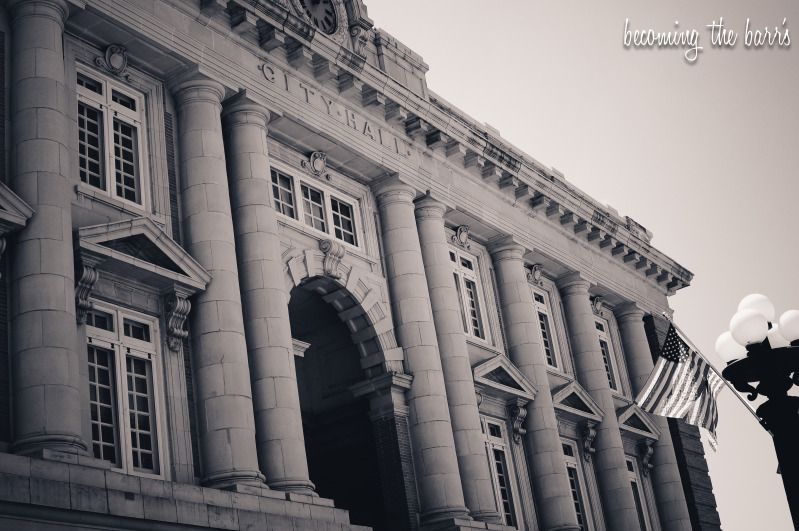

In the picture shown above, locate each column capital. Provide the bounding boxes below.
[170,69,226,108]
[615,302,646,323]
[371,174,417,205]
[413,193,447,220]
[8,0,70,26]
[222,90,273,126]
[488,235,526,262]
[556,271,591,295]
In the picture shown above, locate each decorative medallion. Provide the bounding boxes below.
[302,151,331,181]
[451,225,471,249]
[95,44,130,80]
[591,296,605,315]
[526,263,544,286]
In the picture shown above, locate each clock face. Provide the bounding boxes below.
[298,0,337,35]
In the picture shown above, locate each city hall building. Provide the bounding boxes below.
[0,0,721,530]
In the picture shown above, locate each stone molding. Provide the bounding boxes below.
[164,287,192,351]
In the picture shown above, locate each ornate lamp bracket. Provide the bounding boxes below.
[301,151,331,181]
[319,239,346,279]
[451,225,471,249]
[508,398,529,444]
[74,255,103,324]
[526,263,543,286]
[581,419,598,461]
[164,287,192,352]
[638,439,655,476]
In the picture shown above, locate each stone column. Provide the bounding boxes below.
[373,176,470,524]
[490,240,580,531]
[222,94,314,494]
[8,0,87,456]
[616,304,692,531]
[557,273,639,530]
[173,76,263,487]
[414,196,500,523]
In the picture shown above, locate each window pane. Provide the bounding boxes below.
[78,102,105,190]
[453,273,468,333]
[77,72,103,95]
[631,480,649,531]
[123,318,151,342]
[111,89,137,111]
[567,465,587,531]
[534,292,545,304]
[126,356,158,473]
[538,311,557,367]
[113,118,141,203]
[488,423,502,438]
[331,196,357,245]
[464,279,485,339]
[86,308,114,331]
[492,448,516,527]
[87,345,119,465]
[270,169,296,218]
[599,339,617,390]
[301,184,326,231]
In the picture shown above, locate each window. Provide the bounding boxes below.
[269,168,361,247]
[76,67,148,207]
[482,417,518,527]
[533,289,561,368]
[595,319,620,391]
[450,248,489,341]
[626,457,653,531]
[563,440,592,531]
[85,305,163,476]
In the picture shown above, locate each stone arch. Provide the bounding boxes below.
[284,241,406,378]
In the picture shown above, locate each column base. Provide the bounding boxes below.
[469,509,503,524]
[202,469,266,489]
[420,515,516,531]
[420,507,471,526]
[266,477,317,496]
[11,433,88,456]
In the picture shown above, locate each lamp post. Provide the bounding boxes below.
[715,295,799,529]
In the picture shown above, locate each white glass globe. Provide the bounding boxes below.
[737,293,776,322]
[778,309,799,343]
[767,324,791,348]
[729,309,769,346]
[715,331,746,363]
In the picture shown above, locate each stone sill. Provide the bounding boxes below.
[0,451,370,531]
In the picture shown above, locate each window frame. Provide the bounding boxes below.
[532,287,563,369]
[450,246,491,343]
[84,302,168,479]
[626,456,655,531]
[269,167,363,250]
[562,439,596,531]
[481,416,521,528]
[595,317,622,393]
[75,65,150,211]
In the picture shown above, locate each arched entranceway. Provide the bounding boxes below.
[289,283,385,528]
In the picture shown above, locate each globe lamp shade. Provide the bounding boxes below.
[778,310,799,343]
[729,309,769,346]
[767,324,791,349]
[715,331,746,363]
[737,293,776,322]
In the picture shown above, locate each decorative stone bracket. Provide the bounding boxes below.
[591,296,605,315]
[164,288,192,352]
[319,239,346,279]
[74,255,103,324]
[581,420,598,461]
[638,439,655,476]
[508,398,529,444]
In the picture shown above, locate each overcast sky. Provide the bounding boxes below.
[364,1,799,529]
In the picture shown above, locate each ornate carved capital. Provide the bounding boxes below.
[526,263,544,286]
[165,290,191,351]
[451,225,471,249]
[581,420,598,461]
[74,256,102,324]
[509,400,528,444]
[638,439,655,476]
[319,239,346,279]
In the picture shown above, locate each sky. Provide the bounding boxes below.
[363,1,799,530]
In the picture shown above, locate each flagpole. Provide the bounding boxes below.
[661,312,765,428]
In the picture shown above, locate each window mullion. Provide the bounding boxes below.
[104,107,115,197]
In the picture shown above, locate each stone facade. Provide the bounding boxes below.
[0,1,720,530]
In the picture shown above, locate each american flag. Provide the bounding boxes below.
[636,324,725,448]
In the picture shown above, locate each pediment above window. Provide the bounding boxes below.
[0,181,34,234]
[473,355,537,402]
[76,217,210,292]
[552,381,604,423]
[617,403,661,440]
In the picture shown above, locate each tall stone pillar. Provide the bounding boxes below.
[490,240,580,531]
[222,94,314,494]
[557,273,639,530]
[616,304,692,531]
[8,0,87,455]
[173,77,263,487]
[373,176,470,525]
[414,196,500,523]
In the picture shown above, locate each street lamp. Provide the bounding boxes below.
[716,294,799,529]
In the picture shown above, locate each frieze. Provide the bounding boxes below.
[258,61,413,160]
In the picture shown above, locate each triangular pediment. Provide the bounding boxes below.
[552,381,603,422]
[618,404,661,440]
[77,217,210,292]
[0,181,34,233]
[473,356,537,402]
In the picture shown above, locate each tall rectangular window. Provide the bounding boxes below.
[450,249,489,341]
[271,169,296,218]
[85,305,163,476]
[627,458,652,531]
[563,441,592,530]
[301,184,327,231]
[595,320,620,391]
[533,289,561,368]
[482,417,518,527]
[76,67,147,207]
[331,196,357,245]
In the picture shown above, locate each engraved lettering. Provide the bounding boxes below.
[362,120,376,140]
[299,82,315,103]
[259,63,276,83]
[345,109,358,131]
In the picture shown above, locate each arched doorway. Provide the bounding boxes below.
[289,281,387,529]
